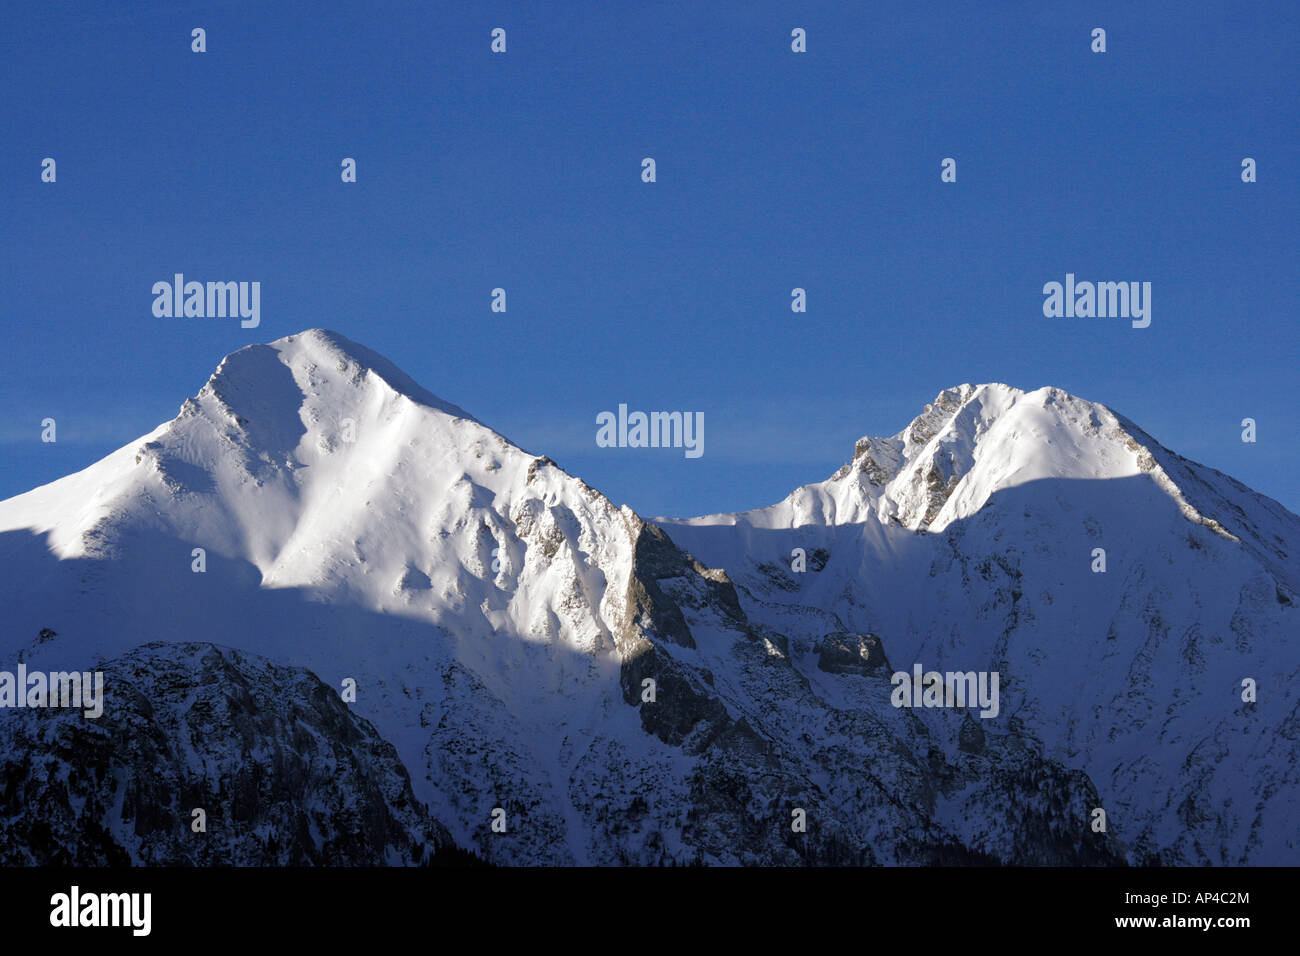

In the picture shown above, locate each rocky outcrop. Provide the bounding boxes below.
[0,642,457,865]
[817,632,891,676]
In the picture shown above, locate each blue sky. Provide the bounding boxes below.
[2,0,1296,518]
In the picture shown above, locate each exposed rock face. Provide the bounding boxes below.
[607,512,1128,866]
[0,642,453,865]
[817,632,891,676]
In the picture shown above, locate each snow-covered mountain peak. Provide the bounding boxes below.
[0,329,540,573]
[680,382,1248,541]
[196,329,484,433]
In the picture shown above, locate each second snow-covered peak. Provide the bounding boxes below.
[676,383,1183,533]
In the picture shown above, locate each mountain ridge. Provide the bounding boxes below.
[0,328,1294,865]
